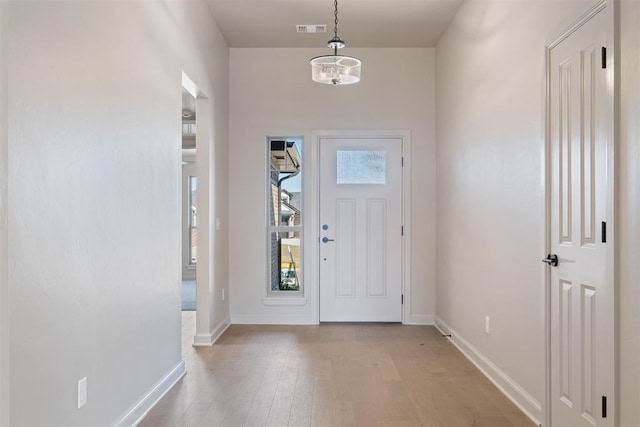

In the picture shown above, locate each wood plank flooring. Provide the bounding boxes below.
[140,313,534,427]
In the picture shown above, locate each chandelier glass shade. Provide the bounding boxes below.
[310,0,361,86]
[310,52,361,86]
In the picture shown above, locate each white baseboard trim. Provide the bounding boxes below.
[193,316,230,346]
[405,314,435,325]
[434,317,542,426]
[115,360,186,427]
[230,314,315,325]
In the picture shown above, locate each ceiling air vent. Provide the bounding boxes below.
[296,25,327,34]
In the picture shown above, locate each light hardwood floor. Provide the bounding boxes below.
[140,312,534,427]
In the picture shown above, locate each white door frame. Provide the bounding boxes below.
[310,130,411,324]
[544,1,616,424]
[0,0,8,422]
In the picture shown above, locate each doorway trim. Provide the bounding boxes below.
[543,1,616,424]
[310,130,411,324]
[0,0,8,422]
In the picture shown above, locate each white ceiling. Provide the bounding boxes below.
[203,0,464,48]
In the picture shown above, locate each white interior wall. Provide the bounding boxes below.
[3,2,637,425]
[6,1,228,425]
[618,1,640,424]
[192,38,231,344]
[193,94,231,345]
[0,0,8,424]
[435,0,600,423]
[229,48,436,324]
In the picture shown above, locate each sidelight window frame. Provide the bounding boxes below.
[266,137,304,296]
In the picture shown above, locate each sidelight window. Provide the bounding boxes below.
[188,176,197,264]
[267,138,303,292]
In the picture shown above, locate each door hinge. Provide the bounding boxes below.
[401,157,404,167]
[401,226,404,236]
[602,47,607,69]
[401,294,404,304]
[602,396,607,418]
[602,221,607,243]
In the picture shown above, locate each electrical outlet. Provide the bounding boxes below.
[77,377,87,409]
[485,316,490,334]
[222,288,225,301]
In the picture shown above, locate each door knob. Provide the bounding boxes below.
[322,237,335,243]
[542,254,559,267]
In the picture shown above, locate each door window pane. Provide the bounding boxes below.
[336,150,386,184]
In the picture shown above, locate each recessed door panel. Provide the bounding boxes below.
[366,199,387,299]
[335,199,355,298]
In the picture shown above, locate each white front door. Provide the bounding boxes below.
[319,137,403,322]
[548,7,613,426]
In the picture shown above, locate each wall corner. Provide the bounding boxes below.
[0,0,9,424]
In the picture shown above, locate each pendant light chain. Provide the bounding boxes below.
[334,0,339,40]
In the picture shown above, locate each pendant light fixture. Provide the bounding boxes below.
[310,0,361,86]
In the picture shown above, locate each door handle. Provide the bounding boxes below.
[542,254,559,267]
[322,237,335,243]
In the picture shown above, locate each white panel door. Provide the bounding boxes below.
[319,137,403,322]
[548,8,613,426]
